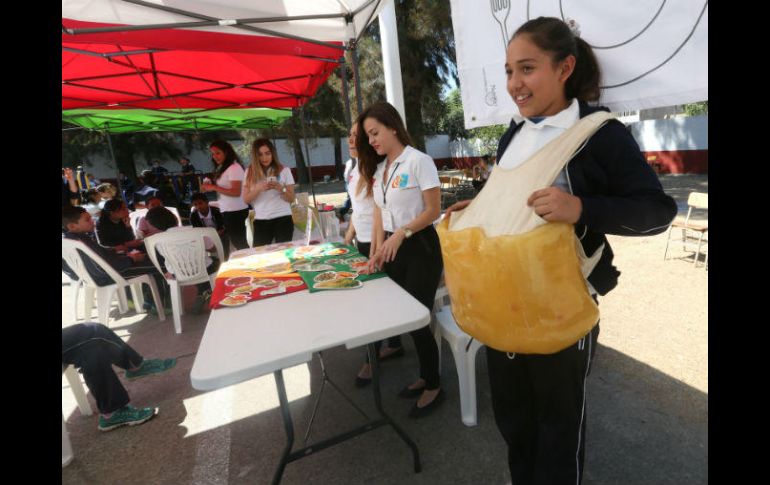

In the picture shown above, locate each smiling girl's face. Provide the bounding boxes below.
[505,33,574,118]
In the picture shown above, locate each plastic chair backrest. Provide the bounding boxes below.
[687,192,708,210]
[129,209,148,233]
[167,206,183,226]
[144,228,224,284]
[61,239,128,288]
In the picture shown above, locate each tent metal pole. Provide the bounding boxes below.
[338,58,352,129]
[298,106,318,209]
[298,105,327,240]
[103,124,123,201]
[351,47,364,115]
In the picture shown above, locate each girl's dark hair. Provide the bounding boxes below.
[355,102,414,197]
[512,17,601,102]
[209,140,243,182]
[146,206,178,231]
[102,198,125,214]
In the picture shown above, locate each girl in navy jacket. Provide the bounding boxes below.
[447,17,677,484]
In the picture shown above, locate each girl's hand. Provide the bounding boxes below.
[527,187,583,224]
[367,250,384,273]
[379,230,405,263]
[201,183,217,193]
[255,180,270,193]
[445,199,472,219]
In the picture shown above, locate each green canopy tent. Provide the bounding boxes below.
[62,108,292,133]
[62,107,294,205]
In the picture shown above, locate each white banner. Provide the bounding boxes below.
[449,0,708,129]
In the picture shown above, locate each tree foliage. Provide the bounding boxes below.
[683,101,708,117]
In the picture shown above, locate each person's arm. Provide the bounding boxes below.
[274,168,296,203]
[277,183,295,203]
[64,168,79,205]
[529,121,677,235]
[202,166,244,197]
[367,206,386,272]
[206,180,242,198]
[376,187,441,264]
[344,220,356,246]
[242,171,269,203]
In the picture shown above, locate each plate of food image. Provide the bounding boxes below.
[344,256,368,264]
[315,278,363,290]
[261,285,288,296]
[294,263,334,272]
[256,262,294,275]
[323,247,349,256]
[224,276,254,287]
[220,295,249,307]
[335,271,358,278]
[229,283,259,295]
[279,279,305,288]
[313,271,340,283]
[252,278,278,288]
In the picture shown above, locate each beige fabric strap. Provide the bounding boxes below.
[448,111,615,237]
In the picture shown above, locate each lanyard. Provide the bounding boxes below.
[381,162,401,206]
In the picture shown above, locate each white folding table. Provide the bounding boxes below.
[191,275,430,484]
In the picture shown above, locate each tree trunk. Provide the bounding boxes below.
[404,84,426,152]
[289,112,309,184]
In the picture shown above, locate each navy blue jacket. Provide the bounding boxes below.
[495,101,677,295]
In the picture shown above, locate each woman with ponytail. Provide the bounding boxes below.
[446,17,676,483]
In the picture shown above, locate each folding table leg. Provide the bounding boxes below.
[272,370,294,485]
[368,344,422,473]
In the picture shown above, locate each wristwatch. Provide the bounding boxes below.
[402,227,413,238]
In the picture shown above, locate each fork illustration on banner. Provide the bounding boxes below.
[490,0,511,49]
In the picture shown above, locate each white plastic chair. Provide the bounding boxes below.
[432,285,484,427]
[62,364,93,467]
[144,227,224,334]
[129,208,147,235]
[245,209,256,248]
[62,239,166,325]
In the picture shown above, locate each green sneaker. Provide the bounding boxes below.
[98,405,157,432]
[125,358,177,380]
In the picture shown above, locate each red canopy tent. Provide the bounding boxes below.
[62,19,342,111]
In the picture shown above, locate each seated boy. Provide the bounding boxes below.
[63,322,176,431]
[146,206,221,314]
[135,196,168,239]
[95,199,144,252]
[189,192,229,258]
[62,206,164,311]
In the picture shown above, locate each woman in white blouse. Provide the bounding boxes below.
[343,120,405,388]
[201,140,250,252]
[241,138,296,246]
[357,102,444,419]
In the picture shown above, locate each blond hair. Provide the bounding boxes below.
[245,138,284,186]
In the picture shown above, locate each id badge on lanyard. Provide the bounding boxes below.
[381,207,395,232]
[381,162,401,233]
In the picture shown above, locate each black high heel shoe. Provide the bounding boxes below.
[397,383,426,399]
[409,389,445,419]
[354,375,372,387]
